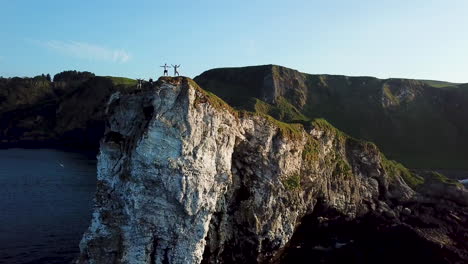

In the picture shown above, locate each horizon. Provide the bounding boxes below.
[1,0,467,83]
[1,64,465,85]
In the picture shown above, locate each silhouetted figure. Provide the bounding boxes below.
[149,78,153,86]
[172,64,181,76]
[160,63,170,76]
[136,79,143,89]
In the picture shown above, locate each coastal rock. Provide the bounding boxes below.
[77,77,468,263]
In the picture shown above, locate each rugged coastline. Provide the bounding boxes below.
[1,68,467,263]
[76,77,468,264]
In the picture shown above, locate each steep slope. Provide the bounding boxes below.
[194,65,468,169]
[77,77,467,264]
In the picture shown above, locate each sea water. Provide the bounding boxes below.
[0,149,96,264]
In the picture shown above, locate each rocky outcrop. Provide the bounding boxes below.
[77,77,468,264]
[194,65,308,108]
[381,79,424,108]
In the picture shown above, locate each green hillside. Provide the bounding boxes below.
[105,76,137,87]
[419,79,460,88]
[194,65,468,169]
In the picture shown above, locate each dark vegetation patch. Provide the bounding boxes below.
[333,158,353,178]
[382,157,424,189]
[0,71,137,151]
[283,174,301,190]
[424,171,462,186]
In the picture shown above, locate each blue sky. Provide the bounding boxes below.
[0,0,467,82]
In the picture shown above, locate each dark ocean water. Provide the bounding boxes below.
[0,149,96,264]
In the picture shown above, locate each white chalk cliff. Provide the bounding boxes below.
[77,77,468,264]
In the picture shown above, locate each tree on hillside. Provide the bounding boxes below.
[53,70,95,82]
[46,74,51,82]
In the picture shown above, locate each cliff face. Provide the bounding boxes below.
[194,65,468,169]
[77,77,468,264]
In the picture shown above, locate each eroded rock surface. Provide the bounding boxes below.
[77,77,468,264]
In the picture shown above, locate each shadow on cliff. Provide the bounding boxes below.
[278,201,456,264]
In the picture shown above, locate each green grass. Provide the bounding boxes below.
[424,171,462,187]
[270,96,309,123]
[310,118,350,144]
[252,98,272,115]
[283,174,301,190]
[188,78,238,117]
[382,157,424,189]
[255,113,304,140]
[382,84,398,105]
[302,137,320,162]
[243,96,310,125]
[311,118,338,132]
[333,158,353,178]
[420,80,460,88]
[105,76,137,87]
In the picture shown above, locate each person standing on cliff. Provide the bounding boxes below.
[160,63,170,76]
[172,64,181,76]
